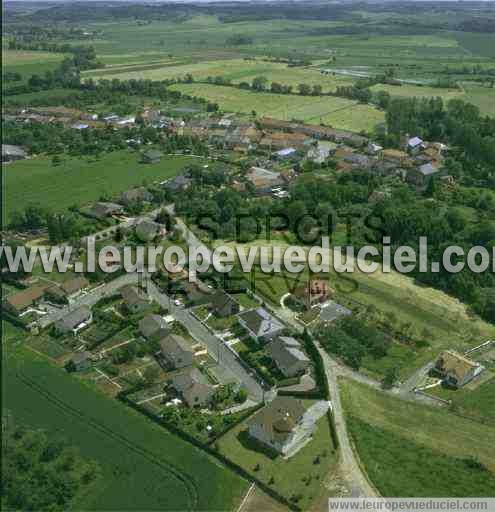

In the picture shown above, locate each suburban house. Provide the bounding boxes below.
[2,144,27,163]
[238,307,284,342]
[69,351,92,371]
[141,149,162,164]
[138,314,169,340]
[120,187,153,206]
[434,350,485,388]
[267,337,310,377]
[135,219,165,242]
[293,279,331,308]
[163,174,192,192]
[159,334,194,369]
[55,305,93,335]
[47,277,89,304]
[306,141,337,163]
[406,136,425,154]
[88,202,124,220]
[121,285,149,313]
[247,397,328,457]
[3,285,47,316]
[245,167,284,195]
[210,290,240,317]
[274,147,298,160]
[170,367,215,407]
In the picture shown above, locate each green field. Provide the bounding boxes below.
[2,328,247,510]
[2,151,200,222]
[340,379,495,496]
[170,83,383,132]
[217,405,337,509]
[2,50,67,82]
[371,83,463,102]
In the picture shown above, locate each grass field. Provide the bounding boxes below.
[371,83,463,102]
[2,328,248,510]
[2,151,200,222]
[340,379,495,496]
[217,406,338,509]
[2,50,67,82]
[170,83,383,132]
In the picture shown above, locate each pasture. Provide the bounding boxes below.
[2,151,200,222]
[340,379,495,496]
[2,50,66,82]
[2,340,248,510]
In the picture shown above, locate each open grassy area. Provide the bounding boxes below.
[170,82,383,132]
[2,332,248,510]
[217,406,338,509]
[2,49,67,82]
[2,151,200,222]
[340,379,495,496]
[371,83,463,102]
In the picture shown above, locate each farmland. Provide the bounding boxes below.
[170,83,384,132]
[2,151,200,223]
[2,339,248,511]
[2,49,67,82]
[340,379,495,496]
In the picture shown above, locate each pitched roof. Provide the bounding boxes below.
[211,290,237,311]
[408,136,423,148]
[60,276,89,296]
[56,305,91,331]
[436,350,480,383]
[239,308,284,338]
[139,314,168,339]
[418,163,439,176]
[121,285,148,306]
[267,338,310,370]
[160,334,193,359]
[2,144,27,157]
[248,397,306,442]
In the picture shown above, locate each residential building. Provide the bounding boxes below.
[247,397,329,457]
[170,367,215,407]
[210,290,240,317]
[160,334,194,369]
[406,136,424,154]
[407,163,440,186]
[163,174,192,192]
[135,219,165,242]
[141,150,162,164]
[47,277,90,304]
[434,350,485,388]
[238,307,284,342]
[246,167,284,195]
[55,306,92,335]
[120,187,153,206]
[138,314,169,340]
[274,147,297,160]
[121,285,149,313]
[267,337,310,377]
[306,141,337,163]
[88,202,124,219]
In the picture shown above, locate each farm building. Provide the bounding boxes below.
[434,350,485,388]
[238,307,284,343]
[267,337,310,378]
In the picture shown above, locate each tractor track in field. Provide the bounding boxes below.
[15,366,200,511]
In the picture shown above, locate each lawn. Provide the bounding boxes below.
[217,406,338,509]
[2,151,200,223]
[2,338,248,510]
[340,380,495,485]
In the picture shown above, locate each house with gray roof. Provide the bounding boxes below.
[120,187,153,207]
[88,202,124,219]
[138,314,169,340]
[160,334,194,369]
[55,306,92,335]
[267,337,310,377]
[135,219,165,242]
[210,290,240,318]
[238,307,284,343]
[248,398,329,457]
[163,174,192,192]
[170,367,215,407]
[407,163,440,187]
[70,351,92,371]
[121,285,149,314]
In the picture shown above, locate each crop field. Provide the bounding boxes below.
[463,84,495,117]
[2,151,200,223]
[370,83,463,102]
[2,342,247,510]
[170,83,384,132]
[340,379,495,496]
[2,50,66,81]
[86,57,354,93]
[319,103,385,132]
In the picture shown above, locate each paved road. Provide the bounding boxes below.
[147,280,264,402]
